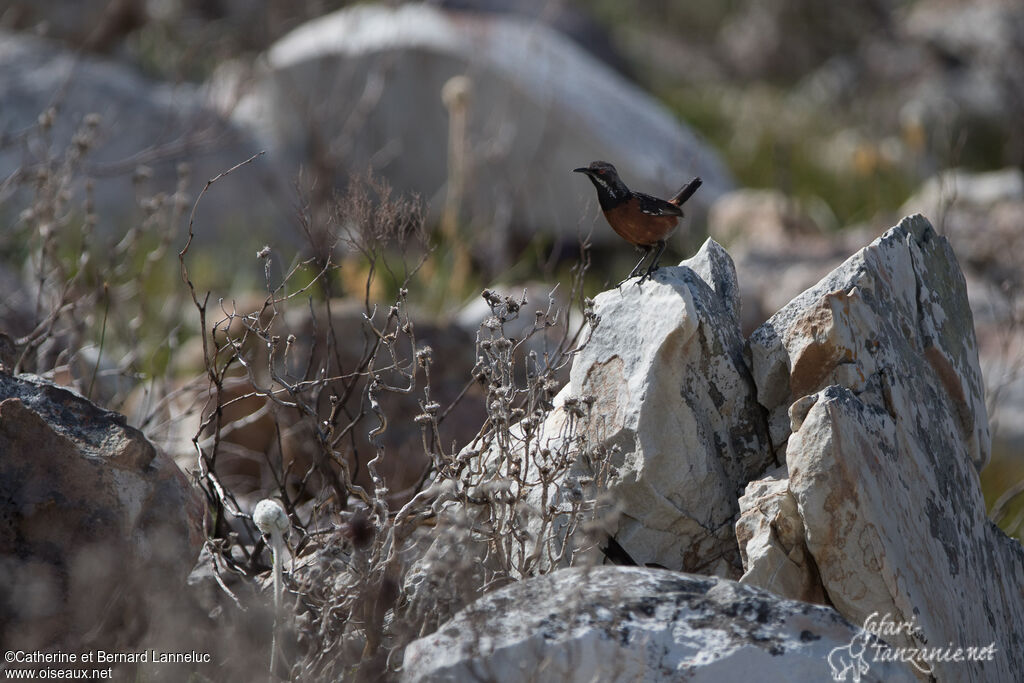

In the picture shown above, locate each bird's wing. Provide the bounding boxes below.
[634,192,684,217]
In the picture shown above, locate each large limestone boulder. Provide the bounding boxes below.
[0,372,204,650]
[748,214,989,468]
[559,240,773,572]
[786,385,1020,681]
[402,565,917,682]
[229,4,733,254]
[740,215,1020,681]
[453,240,773,577]
[901,168,1024,455]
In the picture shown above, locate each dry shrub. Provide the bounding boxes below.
[180,164,610,680]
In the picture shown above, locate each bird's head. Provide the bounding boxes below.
[573,160,628,207]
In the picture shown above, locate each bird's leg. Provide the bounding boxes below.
[637,240,667,284]
[647,240,667,272]
[627,245,651,278]
[619,246,651,287]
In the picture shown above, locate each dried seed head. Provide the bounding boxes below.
[253,499,290,537]
[416,345,433,366]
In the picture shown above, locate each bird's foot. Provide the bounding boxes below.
[617,274,639,289]
[618,265,646,288]
[636,265,660,285]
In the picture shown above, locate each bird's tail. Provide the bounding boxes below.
[669,177,702,206]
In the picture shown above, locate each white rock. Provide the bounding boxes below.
[748,214,990,469]
[735,465,824,604]
[565,240,772,573]
[401,565,918,683]
[462,240,773,576]
[741,215,1016,681]
[787,386,1021,682]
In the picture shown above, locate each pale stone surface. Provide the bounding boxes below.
[735,465,824,604]
[564,240,772,573]
[231,4,733,254]
[787,386,1022,682]
[458,239,773,577]
[740,215,1019,681]
[402,565,917,683]
[748,214,990,470]
[569,240,774,573]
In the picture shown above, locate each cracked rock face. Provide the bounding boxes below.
[740,215,1020,681]
[444,239,773,584]
[748,213,989,469]
[562,239,773,573]
[735,465,825,604]
[783,386,1022,682]
[402,565,916,683]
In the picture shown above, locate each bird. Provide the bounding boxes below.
[574,161,702,284]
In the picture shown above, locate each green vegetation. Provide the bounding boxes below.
[664,85,918,228]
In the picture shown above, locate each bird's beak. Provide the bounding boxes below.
[572,167,589,175]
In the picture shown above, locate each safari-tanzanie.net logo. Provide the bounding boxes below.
[827,611,997,681]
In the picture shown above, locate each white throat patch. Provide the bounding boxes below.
[593,175,620,198]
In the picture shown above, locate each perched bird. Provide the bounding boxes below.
[574,161,702,283]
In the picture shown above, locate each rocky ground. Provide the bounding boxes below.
[1,1,1022,681]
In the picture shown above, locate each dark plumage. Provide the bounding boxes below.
[574,161,702,283]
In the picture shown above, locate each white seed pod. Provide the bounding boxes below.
[253,498,290,537]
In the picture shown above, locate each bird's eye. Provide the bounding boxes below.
[597,169,605,175]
